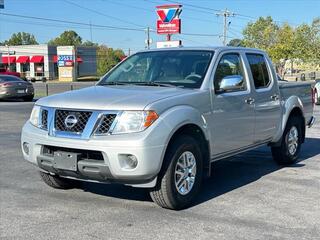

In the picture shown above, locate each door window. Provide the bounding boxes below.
[214,53,246,92]
[246,54,271,89]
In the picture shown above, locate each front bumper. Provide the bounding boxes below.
[21,121,168,188]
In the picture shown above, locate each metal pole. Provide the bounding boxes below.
[45,83,49,96]
[147,27,150,49]
[90,21,93,42]
[216,9,234,46]
[223,11,227,46]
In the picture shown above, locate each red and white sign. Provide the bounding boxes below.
[156,4,182,35]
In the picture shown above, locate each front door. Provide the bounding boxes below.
[211,52,255,156]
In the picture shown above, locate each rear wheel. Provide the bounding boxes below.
[271,116,303,165]
[39,171,79,189]
[149,135,203,210]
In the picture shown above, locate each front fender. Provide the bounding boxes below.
[159,105,210,147]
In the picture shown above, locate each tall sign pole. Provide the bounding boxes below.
[216,9,234,46]
[156,4,182,48]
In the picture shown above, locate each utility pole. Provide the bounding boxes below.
[89,21,93,42]
[216,9,235,46]
[128,48,131,56]
[145,27,151,49]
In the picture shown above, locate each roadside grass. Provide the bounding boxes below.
[34,91,47,99]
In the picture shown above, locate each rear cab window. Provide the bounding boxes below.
[246,53,271,89]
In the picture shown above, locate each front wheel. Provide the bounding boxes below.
[39,171,79,189]
[271,116,303,165]
[149,135,203,210]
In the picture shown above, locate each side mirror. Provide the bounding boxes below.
[216,75,244,93]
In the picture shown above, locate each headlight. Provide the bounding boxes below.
[29,105,41,127]
[111,110,158,134]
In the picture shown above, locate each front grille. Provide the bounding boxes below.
[41,109,48,130]
[96,114,117,134]
[55,110,92,133]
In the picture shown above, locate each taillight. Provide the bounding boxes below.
[0,82,13,87]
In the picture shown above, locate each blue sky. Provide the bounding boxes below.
[0,0,319,54]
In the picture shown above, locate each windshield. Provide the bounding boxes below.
[0,75,22,82]
[98,50,214,89]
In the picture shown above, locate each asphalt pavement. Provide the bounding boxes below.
[0,101,319,240]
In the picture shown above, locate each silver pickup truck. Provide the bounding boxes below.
[21,47,315,210]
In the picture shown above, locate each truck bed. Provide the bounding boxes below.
[278,81,314,124]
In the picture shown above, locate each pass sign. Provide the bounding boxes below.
[58,55,74,67]
[156,4,182,34]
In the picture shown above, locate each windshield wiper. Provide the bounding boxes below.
[99,81,129,86]
[134,82,177,88]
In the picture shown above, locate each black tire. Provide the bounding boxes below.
[39,171,79,189]
[149,135,203,210]
[23,95,34,102]
[271,116,303,165]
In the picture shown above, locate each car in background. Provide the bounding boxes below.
[0,64,21,78]
[0,75,34,101]
[314,81,320,105]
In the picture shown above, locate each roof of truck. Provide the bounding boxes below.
[139,46,266,54]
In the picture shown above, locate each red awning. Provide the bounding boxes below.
[53,55,58,63]
[2,56,16,64]
[16,56,30,63]
[30,55,44,63]
[76,57,83,63]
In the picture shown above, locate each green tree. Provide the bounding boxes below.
[97,45,125,76]
[82,40,99,47]
[293,18,320,65]
[268,23,295,75]
[227,38,244,47]
[242,16,278,50]
[48,30,82,46]
[3,32,38,45]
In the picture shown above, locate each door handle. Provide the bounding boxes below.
[270,94,279,101]
[245,98,255,105]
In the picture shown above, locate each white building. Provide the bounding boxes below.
[0,44,97,80]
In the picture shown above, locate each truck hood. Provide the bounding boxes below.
[36,85,189,110]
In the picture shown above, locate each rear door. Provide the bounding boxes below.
[245,53,281,143]
[210,51,255,156]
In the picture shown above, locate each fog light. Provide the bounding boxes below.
[23,142,30,155]
[119,154,138,169]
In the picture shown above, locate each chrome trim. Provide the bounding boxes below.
[41,108,120,140]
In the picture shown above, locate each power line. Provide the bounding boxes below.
[64,0,145,28]
[0,12,146,32]
[0,12,225,39]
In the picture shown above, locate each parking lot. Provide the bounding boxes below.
[0,101,319,240]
